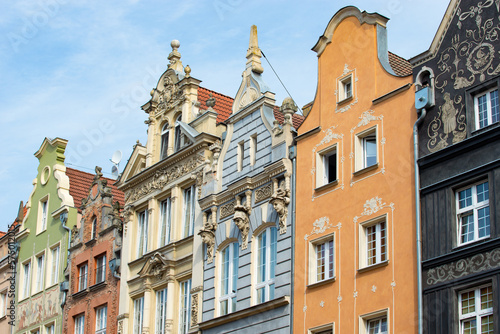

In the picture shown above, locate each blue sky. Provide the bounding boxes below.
[0,0,449,231]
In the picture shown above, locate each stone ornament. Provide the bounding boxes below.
[269,177,290,235]
[198,207,217,263]
[191,293,199,327]
[427,93,466,152]
[233,191,252,250]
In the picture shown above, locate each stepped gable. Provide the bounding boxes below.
[388,51,412,76]
[197,86,234,123]
[66,167,125,211]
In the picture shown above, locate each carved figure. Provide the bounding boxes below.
[233,192,252,249]
[71,225,79,245]
[441,93,457,137]
[198,209,217,263]
[269,179,290,234]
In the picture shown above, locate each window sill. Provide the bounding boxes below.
[454,236,491,249]
[85,238,97,247]
[353,163,379,177]
[198,295,290,330]
[314,180,338,192]
[307,277,336,289]
[337,95,353,105]
[472,120,499,136]
[72,289,88,299]
[89,281,107,292]
[358,260,389,273]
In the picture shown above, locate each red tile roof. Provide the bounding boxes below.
[66,167,125,211]
[197,87,234,123]
[388,51,412,76]
[273,106,306,129]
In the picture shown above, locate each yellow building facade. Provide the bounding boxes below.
[293,7,418,334]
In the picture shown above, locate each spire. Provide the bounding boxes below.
[246,25,264,74]
[168,39,184,72]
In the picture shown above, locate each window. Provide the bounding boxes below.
[49,246,60,286]
[475,87,499,129]
[459,285,493,334]
[0,290,6,317]
[219,243,239,315]
[179,279,191,334]
[256,226,277,303]
[174,115,190,152]
[39,198,48,232]
[317,147,337,187]
[360,218,387,269]
[137,210,149,257]
[457,181,490,245]
[310,236,334,283]
[95,254,106,284]
[96,305,107,334]
[250,134,257,166]
[339,75,352,100]
[35,253,45,293]
[155,288,168,334]
[308,324,334,334]
[75,314,85,334]
[44,324,54,334]
[133,296,144,334]
[160,123,169,159]
[367,317,388,334]
[78,263,88,291]
[355,128,377,172]
[159,198,172,247]
[91,217,97,240]
[237,141,244,172]
[182,186,195,238]
[22,261,31,299]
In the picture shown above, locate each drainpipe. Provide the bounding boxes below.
[290,146,297,332]
[414,108,426,334]
[60,210,71,307]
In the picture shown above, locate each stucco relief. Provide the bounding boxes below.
[124,155,204,203]
[426,248,500,286]
[269,177,290,235]
[255,183,272,202]
[304,216,339,241]
[199,207,217,263]
[335,64,358,113]
[353,196,394,223]
[233,191,252,250]
[427,93,466,152]
[191,293,199,327]
[220,200,236,219]
[156,76,186,114]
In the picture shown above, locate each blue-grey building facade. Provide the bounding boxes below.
[197,26,301,333]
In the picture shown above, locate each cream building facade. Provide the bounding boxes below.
[116,41,230,334]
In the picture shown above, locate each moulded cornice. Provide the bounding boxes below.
[116,144,147,187]
[409,0,459,66]
[34,137,68,160]
[225,94,276,125]
[312,6,388,57]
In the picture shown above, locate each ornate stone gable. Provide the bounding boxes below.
[415,0,500,155]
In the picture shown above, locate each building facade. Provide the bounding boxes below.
[14,138,80,334]
[410,0,500,332]
[116,41,232,334]
[197,26,302,334]
[293,7,418,334]
[63,167,124,334]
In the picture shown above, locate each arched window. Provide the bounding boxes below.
[255,226,277,303]
[160,123,169,160]
[219,242,239,315]
[174,115,182,152]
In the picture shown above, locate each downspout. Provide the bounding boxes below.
[414,108,426,334]
[290,147,297,332]
[60,211,71,308]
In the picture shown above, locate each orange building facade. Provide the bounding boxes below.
[293,7,418,334]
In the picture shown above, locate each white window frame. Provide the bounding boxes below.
[34,252,45,293]
[456,181,490,246]
[155,288,168,334]
[91,217,97,240]
[38,196,49,234]
[179,279,191,334]
[219,242,239,316]
[359,216,387,269]
[0,290,7,318]
[474,87,499,129]
[133,296,144,334]
[95,254,106,284]
[355,127,378,172]
[316,146,337,187]
[137,210,149,257]
[78,263,88,291]
[459,284,494,334]
[158,198,172,247]
[44,323,55,334]
[359,309,389,334]
[309,234,334,284]
[307,322,334,334]
[48,245,60,286]
[95,305,107,334]
[255,226,277,304]
[250,134,257,166]
[160,123,170,160]
[22,260,31,299]
[182,185,196,239]
[75,314,85,334]
[237,141,244,172]
[339,75,352,101]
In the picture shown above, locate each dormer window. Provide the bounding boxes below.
[160,123,169,160]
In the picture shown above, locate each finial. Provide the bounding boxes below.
[206,93,216,108]
[246,25,264,74]
[168,39,183,72]
[184,65,191,77]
